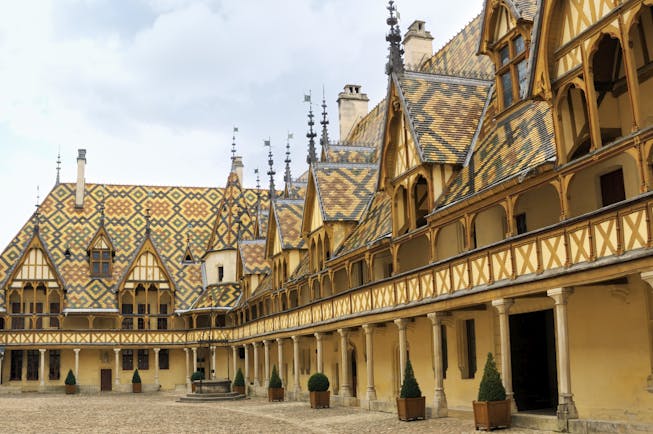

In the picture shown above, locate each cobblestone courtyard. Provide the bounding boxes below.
[0,392,555,433]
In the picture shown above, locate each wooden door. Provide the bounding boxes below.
[100,369,112,391]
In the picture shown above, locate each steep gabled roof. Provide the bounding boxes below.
[272,199,305,251]
[312,163,378,221]
[338,192,392,256]
[190,283,241,310]
[239,240,269,276]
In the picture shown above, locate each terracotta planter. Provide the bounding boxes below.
[396,396,426,421]
[268,387,284,402]
[191,382,196,393]
[65,384,77,395]
[233,385,246,395]
[473,400,512,430]
[310,390,330,408]
[132,383,142,393]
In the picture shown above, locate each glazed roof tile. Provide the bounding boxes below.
[338,192,392,255]
[239,240,269,275]
[313,163,378,221]
[273,199,305,250]
[191,283,241,310]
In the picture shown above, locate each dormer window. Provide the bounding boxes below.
[217,265,224,282]
[89,235,113,278]
[496,33,528,109]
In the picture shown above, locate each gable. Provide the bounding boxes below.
[121,238,173,291]
[7,247,60,291]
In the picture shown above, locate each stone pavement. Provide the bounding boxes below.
[0,392,555,433]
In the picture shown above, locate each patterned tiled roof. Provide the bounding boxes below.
[397,72,491,165]
[419,14,494,79]
[510,0,538,21]
[438,99,556,208]
[272,199,305,250]
[286,181,307,200]
[256,209,269,239]
[338,192,392,255]
[313,163,378,221]
[288,251,309,282]
[191,283,241,310]
[0,182,269,311]
[252,271,272,297]
[324,145,377,164]
[238,240,269,275]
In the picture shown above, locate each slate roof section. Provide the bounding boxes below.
[438,99,556,208]
[313,163,378,221]
[191,283,241,310]
[239,240,269,275]
[288,251,310,282]
[273,199,305,250]
[397,72,491,165]
[419,14,494,79]
[510,0,538,21]
[338,192,392,255]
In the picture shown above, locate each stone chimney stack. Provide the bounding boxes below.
[337,85,369,141]
[403,20,433,70]
[75,149,86,208]
[233,156,244,185]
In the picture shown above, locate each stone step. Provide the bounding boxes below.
[186,392,241,398]
[178,394,246,403]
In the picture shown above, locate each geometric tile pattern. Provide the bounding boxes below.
[273,199,305,249]
[439,99,556,207]
[338,192,392,255]
[510,0,538,20]
[192,283,241,309]
[0,180,269,312]
[398,72,491,165]
[314,163,378,221]
[238,240,269,275]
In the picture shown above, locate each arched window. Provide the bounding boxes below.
[89,235,112,278]
[557,84,591,162]
[394,186,409,235]
[412,176,429,228]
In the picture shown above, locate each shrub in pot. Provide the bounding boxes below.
[268,365,284,402]
[64,369,77,395]
[308,372,330,409]
[473,353,511,430]
[190,370,204,392]
[396,360,425,421]
[233,368,246,395]
[132,369,142,393]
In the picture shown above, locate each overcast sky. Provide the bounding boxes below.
[0,0,484,248]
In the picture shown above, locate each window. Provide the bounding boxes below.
[121,303,133,330]
[458,319,477,379]
[10,350,23,380]
[600,169,626,207]
[515,213,527,235]
[138,304,147,330]
[218,265,224,282]
[89,235,113,278]
[50,302,60,328]
[122,350,133,370]
[26,350,39,381]
[157,304,168,330]
[138,349,149,370]
[49,350,60,380]
[12,302,24,329]
[496,34,529,109]
[159,349,169,370]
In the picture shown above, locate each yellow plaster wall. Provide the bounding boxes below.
[204,250,238,285]
[514,185,560,231]
[474,206,506,248]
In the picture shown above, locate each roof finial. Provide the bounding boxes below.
[304,92,318,165]
[230,126,238,170]
[385,0,404,75]
[33,186,41,232]
[284,132,293,197]
[320,86,330,153]
[265,139,276,199]
[55,147,61,186]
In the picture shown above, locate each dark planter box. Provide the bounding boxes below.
[310,391,330,408]
[396,396,426,421]
[473,400,512,430]
[268,387,284,402]
[132,383,142,393]
[233,385,246,395]
[65,384,77,395]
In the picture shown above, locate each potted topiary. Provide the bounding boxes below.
[64,369,77,395]
[233,368,246,395]
[268,365,284,402]
[396,359,425,421]
[132,369,142,393]
[190,371,204,393]
[308,372,330,409]
[473,353,511,430]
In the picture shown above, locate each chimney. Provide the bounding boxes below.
[232,156,244,185]
[403,20,433,70]
[75,149,86,208]
[337,84,369,141]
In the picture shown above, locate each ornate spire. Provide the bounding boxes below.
[254,168,261,210]
[265,139,276,199]
[320,87,330,155]
[305,93,317,165]
[385,0,404,75]
[55,148,61,185]
[33,186,41,233]
[230,126,238,171]
[145,191,153,236]
[284,132,293,197]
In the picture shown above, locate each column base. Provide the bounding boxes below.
[507,392,518,413]
[433,388,448,418]
[340,385,352,398]
[647,374,653,392]
[366,387,377,402]
[557,394,578,421]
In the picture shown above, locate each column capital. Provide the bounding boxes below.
[39,348,46,354]
[362,324,375,335]
[291,335,300,343]
[547,287,574,304]
[252,341,260,348]
[276,337,285,344]
[73,348,80,353]
[491,298,515,314]
[242,343,248,349]
[394,318,408,330]
[641,270,653,288]
[337,328,350,338]
[427,312,450,325]
[153,348,160,353]
[114,348,121,354]
[183,347,189,353]
[263,339,270,347]
[191,347,197,353]
[314,332,324,341]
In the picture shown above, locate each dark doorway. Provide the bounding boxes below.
[350,349,357,398]
[510,309,558,413]
[100,369,112,391]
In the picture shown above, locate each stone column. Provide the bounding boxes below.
[276,338,284,387]
[362,325,377,401]
[232,346,238,381]
[394,318,408,381]
[252,342,260,387]
[292,336,301,394]
[191,347,197,374]
[114,349,121,386]
[153,348,160,387]
[0,354,4,385]
[491,299,517,412]
[263,340,270,387]
[39,349,45,387]
[547,288,578,420]
[243,344,249,384]
[183,348,190,388]
[427,312,448,417]
[337,328,351,397]
[73,348,80,380]
[314,332,324,373]
[210,346,216,380]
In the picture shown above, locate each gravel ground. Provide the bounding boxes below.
[0,392,555,433]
